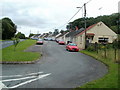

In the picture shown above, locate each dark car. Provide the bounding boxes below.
[66,43,79,52]
[67,41,72,44]
[56,40,60,43]
[36,39,44,45]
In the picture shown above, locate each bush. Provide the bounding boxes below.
[86,45,95,51]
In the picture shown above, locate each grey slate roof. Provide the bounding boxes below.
[65,28,84,37]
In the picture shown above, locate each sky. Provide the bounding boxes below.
[0,0,120,37]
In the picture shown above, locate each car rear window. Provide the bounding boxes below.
[68,43,76,46]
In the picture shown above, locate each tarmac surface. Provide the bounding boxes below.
[1,41,108,88]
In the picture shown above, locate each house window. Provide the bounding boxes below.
[98,37,108,43]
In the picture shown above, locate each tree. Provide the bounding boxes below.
[15,32,25,39]
[12,37,20,51]
[49,31,52,34]
[60,30,65,34]
[2,17,17,40]
[66,13,119,34]
[29,33,35,38]
[0,20,2,40]
[53,29,59,36]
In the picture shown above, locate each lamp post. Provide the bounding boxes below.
[76,4,87,49]
[84,3,87,49]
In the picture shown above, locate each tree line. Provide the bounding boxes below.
[0,17,26,40]
[66,13,119,34]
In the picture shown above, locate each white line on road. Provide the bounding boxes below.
[2,75,37,82]
[8,73,51,89]
[0,72,43,78]
[0,81,7,90]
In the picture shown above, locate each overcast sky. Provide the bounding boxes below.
[0,0,120,37]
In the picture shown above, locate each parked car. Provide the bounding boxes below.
[56,40,60,43]
[58,41,65,45]
[67,41,72,44]
[66,43,79,52]
[36,39,44,45]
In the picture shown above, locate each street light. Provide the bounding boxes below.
[76,5,87,49]
[76,7,83,17]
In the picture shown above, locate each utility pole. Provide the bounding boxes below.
[84,3,87,49]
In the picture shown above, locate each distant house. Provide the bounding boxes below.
[55,33,62,40]
[30,34,41,40]
[75,21,117,49]
[65,28,84,44]
[55,32,69,43]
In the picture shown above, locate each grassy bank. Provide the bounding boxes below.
[1,40,40,62]
[77,50,119,88]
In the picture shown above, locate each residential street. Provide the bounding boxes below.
[2,41,108,88]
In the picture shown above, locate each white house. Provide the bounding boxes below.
[75,21,117,49]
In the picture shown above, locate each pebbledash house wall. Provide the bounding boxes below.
[87,22,117,43]
[75,33,85,49]
[75,22,117,49]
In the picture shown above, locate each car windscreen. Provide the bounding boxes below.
[68,43,77,46]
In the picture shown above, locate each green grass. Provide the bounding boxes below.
[77,50,119,88]
[1,39,40,62]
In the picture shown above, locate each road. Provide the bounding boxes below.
[1,41,108,88]
[0,39,25,49]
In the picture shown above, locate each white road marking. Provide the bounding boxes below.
[0,81,7,89]
[2,75,37,82]
[8,73,51,89]
[0,72,43,78]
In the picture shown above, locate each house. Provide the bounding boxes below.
[65,28,84,44]
[75,21,117,49]
[30,34,41,40]
[55,33,62,40]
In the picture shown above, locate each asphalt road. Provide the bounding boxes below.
[0,39,25,49]
[1,41,108,88]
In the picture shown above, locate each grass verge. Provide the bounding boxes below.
[1,39,40,62]
[77,50,119,88]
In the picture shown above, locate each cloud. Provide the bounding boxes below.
[1,0,119,37]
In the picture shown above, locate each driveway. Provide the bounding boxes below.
[1,41,108,88]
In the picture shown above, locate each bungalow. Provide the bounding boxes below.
[55,33,63,41]
[30,34,41,40]
[65,28,84,44]
[75,21,117,49]
[55,32,69,42]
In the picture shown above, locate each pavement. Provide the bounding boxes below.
[1,41,108,88]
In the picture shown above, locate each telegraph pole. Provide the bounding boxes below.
[84,3,87,49]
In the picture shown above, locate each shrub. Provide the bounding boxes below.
[86,45,95,51]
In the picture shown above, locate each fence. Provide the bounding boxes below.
[86,42,119,63]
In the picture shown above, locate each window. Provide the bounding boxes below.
[98,37,108,43]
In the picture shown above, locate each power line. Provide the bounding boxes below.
[57,0,92,30]
[58,5,84,29]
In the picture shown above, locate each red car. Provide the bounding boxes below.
[66,43,79,52]
[36,40,44,45]
[58,41,65,45]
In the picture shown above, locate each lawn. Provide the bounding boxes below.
[77,49,119,88]
[1,39,40,62]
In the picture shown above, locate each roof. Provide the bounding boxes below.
[66,28,84,37]
[76,23,97,36]
[86,33,95,36]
